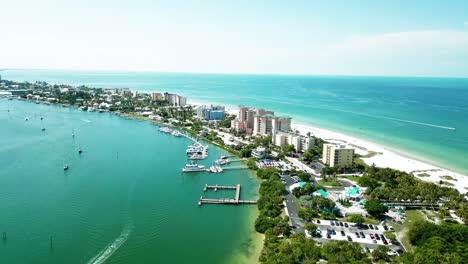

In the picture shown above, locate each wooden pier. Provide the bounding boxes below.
[199,184,256,206]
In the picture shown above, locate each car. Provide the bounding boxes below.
[331,229,336,235]
[375,234,380,240]
[383,225,389,231]
[326,234,331,239]
[365,247,371,253]
[372,239,377,243]
[355,232,360,238]
[316,219,321,224]
[380,234,385,239]
[397,249,404,255]
[382,238,388,245]
[344,223,349,228]
[389,226,395,232]
[374,225,379,230]
[347,235,352,241]
[340,230,345,236]
[387,250,399,256]
[339,222,344,227]
[360,232,365,238]
[331,221,335,226]
[369,225,374,230]
[335,221,340,226]
[290,225,297,229]
[370,234,375,239]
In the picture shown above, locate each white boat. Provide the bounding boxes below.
[171,130,183,137]
[159,127,173,133]
[216,159,230,165]
[188,153,206,160]
[182,162,205,172]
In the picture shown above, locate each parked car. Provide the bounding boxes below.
[369,225,374,230]
[326,234,331,239]
[347,235,352,242]
[331,221,335,226]
[339,222,344,227]
[316,219,321,224]
[389,226,395,232]
[360,232,365,238]
[331,229,336,235]
[355,232,360,238]
[365,247,371,253]
[341,230,346,236]
[375,234,380,240]
[344,223,349,228]
[370,234,375,239]
[374,225,379,230]
[383,225,389,231]
[387,250,399,256]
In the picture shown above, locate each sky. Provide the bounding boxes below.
[1,0,468,77]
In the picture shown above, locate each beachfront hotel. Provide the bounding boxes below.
[196,105,225,121]
[231,106,291,136]
[322,143,355,168]
[164,92,187,107]
[273,132,315,153]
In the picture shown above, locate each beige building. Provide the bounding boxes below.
[273,132,314,152]
[253,114,291,136]
[322,144,354,168]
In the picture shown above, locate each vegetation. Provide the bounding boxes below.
[318,179,342,187]
[364,199,387,218]
[398,221,468,263]
[347,215,365,225]
[321,240,370,263]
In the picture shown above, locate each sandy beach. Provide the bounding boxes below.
[189,101,468,195]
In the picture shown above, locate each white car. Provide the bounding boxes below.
[387,250,399,256]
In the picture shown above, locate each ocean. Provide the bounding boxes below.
[0,100,260,264]
[2,69,468,175]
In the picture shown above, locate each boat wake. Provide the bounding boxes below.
[87,224,132,264]
[81,118,91,123]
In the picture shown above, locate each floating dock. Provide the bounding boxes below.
[199,184,257,206]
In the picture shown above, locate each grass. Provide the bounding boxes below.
[417,173,430,177]
[363,217,379,225]
[395,210,425,253]
[440,180,455,186]
[318,180,342,187]
[341,176,361,183]
[440,175,457,181]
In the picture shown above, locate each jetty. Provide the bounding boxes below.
[198,184,257,206]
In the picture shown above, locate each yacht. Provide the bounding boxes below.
[182,162,206,172]
[63,164,69,171]
[171,130,183,137]
[159,127,173,133]
[188,153,206,160]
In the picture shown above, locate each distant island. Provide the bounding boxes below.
[1,78,467,263]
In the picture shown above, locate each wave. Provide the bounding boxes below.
[81,119,91,123]
[86,224,132,264]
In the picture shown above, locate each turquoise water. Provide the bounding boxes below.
[2,69,468,175]
[0,100,260,264]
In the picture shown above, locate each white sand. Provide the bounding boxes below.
[187,101,467,194]
[292,123,468,194]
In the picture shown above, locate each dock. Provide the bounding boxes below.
[199,184,257,205]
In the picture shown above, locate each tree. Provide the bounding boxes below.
[384,231,396,242]
[246,158,257,170]
[321,240,370,263]
[348,215,364,225]
[304,222,317,233]
[372,245,390,262]
[365,199,387,218]
[297,171,311,182]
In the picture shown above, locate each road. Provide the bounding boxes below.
[281,173,305,233]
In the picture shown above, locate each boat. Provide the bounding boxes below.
[182,162,206,172]
[63,164,69,170]
[78,144,83,154]
[72,128,75,137]
[159,127,173,133]
[188,153,206,160]
[41,128,46,131]
[216,158,230,165]
[171,130,183,137]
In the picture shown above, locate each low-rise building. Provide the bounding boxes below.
[252,146,267,159]
[322,144,354,168]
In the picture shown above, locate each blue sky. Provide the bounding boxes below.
[1,0,468,77]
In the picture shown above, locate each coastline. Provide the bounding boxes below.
[188,99,467,194]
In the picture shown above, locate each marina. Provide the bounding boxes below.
[198,184,257,206]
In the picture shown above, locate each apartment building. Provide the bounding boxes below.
[322,144,354,168]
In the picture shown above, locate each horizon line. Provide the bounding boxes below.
[1,67,468,79]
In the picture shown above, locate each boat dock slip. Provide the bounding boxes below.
[199,184,256,205]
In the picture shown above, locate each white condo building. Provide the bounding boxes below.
[273,132,315,152]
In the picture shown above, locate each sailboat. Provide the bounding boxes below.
[72,128,75,138]
[41,119,46,131]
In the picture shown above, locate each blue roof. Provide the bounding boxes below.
[312,189,329,198]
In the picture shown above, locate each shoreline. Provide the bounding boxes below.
[188,99,467,194]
